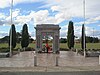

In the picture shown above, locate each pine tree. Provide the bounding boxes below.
[21,24,29,48]
[67,21,74,49]
[81,24,86,49]
[9,24,16,48]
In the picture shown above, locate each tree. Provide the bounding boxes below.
[86,36,93,43]
[81,24,86,49]
[60,38,67,43]
[93,37,99,43]
[0,36,9,43]
[21,24,29,48]
[86,36,99,43]
[16,32,21,43]
[29,38,34,43]
[67,21,74,49]
[9,24,16,48]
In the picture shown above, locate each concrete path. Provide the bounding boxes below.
[0,51,100,72]
[0,71,100,75]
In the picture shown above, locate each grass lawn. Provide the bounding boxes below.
[60,43,100,49]
[0,43,100,49]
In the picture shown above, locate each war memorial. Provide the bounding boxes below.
[35,24,60,53]
[0,24,100,75]
[0,0,100,74]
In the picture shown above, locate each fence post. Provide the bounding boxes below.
[76,49,78,55]
[34,55,37,66]
[56,55,59,66]
[18,48,20,54]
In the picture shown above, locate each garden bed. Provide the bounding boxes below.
[0,47,20,58]
[78,49,100,57]
[0,52,9,58]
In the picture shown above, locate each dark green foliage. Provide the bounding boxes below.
[86,36,99,43]
[16,32,21,43]
[21,24,29,48]
[67,21,74,49]
[0,36,9,43]
[81,24,86,49]
[29,38,34,43]
[93,37,99,43]
[60,38,67,43]
[9,24,16,48]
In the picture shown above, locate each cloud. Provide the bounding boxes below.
[60,25,68,38]
[0,0,10,8]
[74,25,82,37]
[0,0,100,38]
[51,6,60,12]
[93,16,100,21]
[0,0,43,8]
[0,13,6,19]
[47,0,100,17]
[1,0,100,18]
[1,0,100,25]
[12,9,67,25]
[0,31,8,38]
[0,20,5,25]
[75,16,100,26]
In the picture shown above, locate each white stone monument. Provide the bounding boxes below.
[34,24,61,53]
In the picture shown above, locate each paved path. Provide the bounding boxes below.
[0,51,99,67]
[0,51,100,72]
[0,71,100,75]
[0,66,100,72]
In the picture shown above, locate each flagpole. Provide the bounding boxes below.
[10,0,13,57]
[83,0,86,57]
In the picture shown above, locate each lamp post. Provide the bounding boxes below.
[83,0,86,57]
[10,0,13,57]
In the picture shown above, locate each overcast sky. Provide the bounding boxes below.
[0,0,100,39]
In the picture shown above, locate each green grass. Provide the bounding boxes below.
[59,43,100,49]
[0,43,100,49]
[0,43,9,48]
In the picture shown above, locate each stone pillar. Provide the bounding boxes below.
[36,35,40,52]
[54,30,59,53]
[40,32,42,51]
[36,29,40,52]
[36,35,42,52]
[55,35,59,51]
[53,35,59,53]
[53,35,55,53]
[58,30,60,50]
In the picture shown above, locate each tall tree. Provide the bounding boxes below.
[67,21,74,49]
[81,24,86,49]
[16,32,21,43]
[21,24,29,48]
[9,24,16,48]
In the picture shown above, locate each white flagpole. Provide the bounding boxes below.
[10,0,13,57]
[83,0,86,57]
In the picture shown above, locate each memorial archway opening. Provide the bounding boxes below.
[42,32,54,53]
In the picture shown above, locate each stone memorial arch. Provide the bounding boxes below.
[34,24,61,53]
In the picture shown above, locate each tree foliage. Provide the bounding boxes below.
[21,24,29,48]
[81,24,86,49]
[67,21,74,49]
[86,36,99,43]
[16,32,21,43]
[0,36,9,43]
[9,24,16,48]
[60,38,67,43]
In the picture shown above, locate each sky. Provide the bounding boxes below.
[0,0,100,39]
